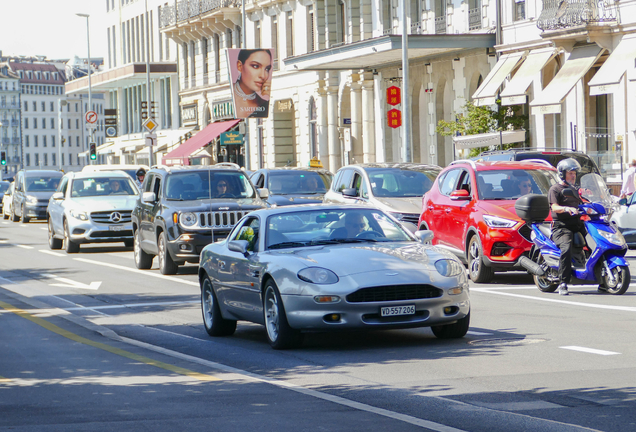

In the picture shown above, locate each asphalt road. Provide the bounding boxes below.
[2,218,636,431]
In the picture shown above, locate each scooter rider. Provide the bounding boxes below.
[136,168,146,189]
[548,158,585,296]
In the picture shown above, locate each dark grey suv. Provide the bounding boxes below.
[132,165,268,275]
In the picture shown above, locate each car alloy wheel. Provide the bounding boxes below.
[48,218,62,250]
[468,236,493,283]
[263,280,302,350]
[201,276,236,336]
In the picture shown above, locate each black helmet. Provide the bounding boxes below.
[556,158,581,181]
[136,168,146,178]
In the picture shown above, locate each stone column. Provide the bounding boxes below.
[317,75,329,165]
[350,74,363,163]
[360,72,375,163]
[326,72,341,172]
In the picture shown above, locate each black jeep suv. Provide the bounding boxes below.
[132,165,267,274]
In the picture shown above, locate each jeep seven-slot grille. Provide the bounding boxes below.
[198,211,249,229]
[346,284,443,303]
[90,210,132,224]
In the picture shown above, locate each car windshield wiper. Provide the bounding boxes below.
[309,239,341,246]
[333,238,379,243]
[268,241,308,250]
[166,198,185,201]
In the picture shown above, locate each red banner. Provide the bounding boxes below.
[387,86,401,106]
[388,108,402,129]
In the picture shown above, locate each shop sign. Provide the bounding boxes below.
[274,99,294,113]
[388,108,402,129]
[181,104,198,126]
[220,131,244,146]
[387,86,401,106]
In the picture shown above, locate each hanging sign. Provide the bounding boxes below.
[388,108,402,129]
[387,86,401,106]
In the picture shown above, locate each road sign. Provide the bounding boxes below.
[85,110,98,124]
[105,126,117,137]
[143,117,158,133]
[146,133,157,146]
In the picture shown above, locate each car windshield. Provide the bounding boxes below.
[71,176,138,197]
[367,168,439,197]
[0,183,9,194]
[268,171,332,195]
[476,169,558,200]
[25,176,61,192]
[165,171,255,200]
[266,208,413,250]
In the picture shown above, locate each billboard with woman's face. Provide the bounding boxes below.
[226,48,274,119]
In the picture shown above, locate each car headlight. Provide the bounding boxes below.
[483,215,517,228]
[180,212,197,227]
[435,259,464,277]
[598,228,626,245]
[26,195,38,205]
[69,209,88,221]
[297,267,339,284]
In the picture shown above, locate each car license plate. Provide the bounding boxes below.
[109,225,125,231]
[380,305,415,317]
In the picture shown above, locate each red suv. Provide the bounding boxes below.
[418,160,559,283]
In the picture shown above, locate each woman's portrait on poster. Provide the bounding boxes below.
[228,49,273,119]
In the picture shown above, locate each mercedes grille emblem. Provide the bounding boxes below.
[110,212,122,223]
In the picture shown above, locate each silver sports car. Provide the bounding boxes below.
[198,205,470,349]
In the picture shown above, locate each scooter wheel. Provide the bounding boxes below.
[601,265,630,295]
[534,255,558,293]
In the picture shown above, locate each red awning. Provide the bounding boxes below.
[162,119,240,165]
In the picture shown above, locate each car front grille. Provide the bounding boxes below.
[399,213,420,225]
[90,210,133,224]
[518,223,532,242]
[197,211,249,229]
[346,284,443,303]
[91,230,133,238]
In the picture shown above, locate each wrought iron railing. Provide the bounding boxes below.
[537,0,619,31]
[160,0,241,28]
[469,8,482,30]
[435,16,446,34]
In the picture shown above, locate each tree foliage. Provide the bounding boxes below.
[436,100,528,157]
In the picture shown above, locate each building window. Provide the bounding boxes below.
[69,153,72,166]
[42,118,46,129]
[68,119,71,129]
[44,153,48,166]
[61,153,64,166]
[272,16,279,70]
[226,29,232,49]
[43,135,47,147]
[26,154,30,166]
[309,97,318,158]
[50,101,54,112]
[26,135,30,147]
[33,101,37,111]
[35,153,39,167]
[255,20,261,48]
[50,118,55,129]
[24,101,28,111]
[52,153,56,166]
[52,135,56,147]
[286,11,294,57]
[202,37,209,79]
[35,135,39,147]
[76,136,80,147]
[24,118,29,129]
[41,102,45,112]
[76,119,79,129]
[307,6,315,52]
[214,35,220,82]
[337,0,346,43]
[515,0,526,20]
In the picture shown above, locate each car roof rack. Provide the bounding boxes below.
[522,159,554,168]
[450,159,477,169]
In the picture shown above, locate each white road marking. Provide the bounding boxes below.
[467,331,493,336]
[471,288,636,312]
[73,257,199,287]
[16,244,33,249]
[42,273,101,290]
[39,250,66,257]
[64,300,199,311]
[560,346,620,356]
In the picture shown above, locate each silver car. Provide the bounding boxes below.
[199,205,470,349]
[47,171,139,253]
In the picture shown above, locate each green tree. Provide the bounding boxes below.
[437,100,527,157]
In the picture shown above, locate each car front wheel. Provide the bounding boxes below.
[468,236,494,283]
[432,311,470,339]
[21,204,29,223]
[158,231,178,275]
[48,218,62,250]
[263,279,302,350]
[201,276,236,336]
[64,220,80,254]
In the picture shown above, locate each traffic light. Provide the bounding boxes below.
[0,151,6,166]
[89,142,97,160]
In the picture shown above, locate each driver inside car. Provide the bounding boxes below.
[330,212,367,239]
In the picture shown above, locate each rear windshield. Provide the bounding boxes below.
[477,169,559,200]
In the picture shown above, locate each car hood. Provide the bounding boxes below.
[268,194,325,206]
[65,195,139,211]
[477,200,523,222]
[269,241,459,278]
[166,197,266,212]
[373,197,422,214]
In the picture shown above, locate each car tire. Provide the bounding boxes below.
[3,209,8,220]
[432,311,470,339]
[11,207,18,222]
[133,229,153,270]
[64,220,80,254]
[158,231,178,275]
[201,276,236,336]
[48,218,62,250]
[21,204,29,223]
[467,236,494,283]
[124,239,133,248]
[263,279,302,350]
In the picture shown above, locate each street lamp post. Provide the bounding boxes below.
[58,99,68,171]
[76,13,94,165]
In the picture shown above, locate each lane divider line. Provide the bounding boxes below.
[560,346,620,356]
[63,300,199,311]
[0,376,10,382]
[39,250,66,257]
[0,300,219,382]
[73,257,199,287]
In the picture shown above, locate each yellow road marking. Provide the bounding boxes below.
[0,376,10,382]
[0,300,218,382]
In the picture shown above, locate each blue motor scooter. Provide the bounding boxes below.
[515,173,630,295]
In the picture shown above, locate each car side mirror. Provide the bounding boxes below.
[258,188,269,199]
[414,230,434,243]
[141,192,156,203]
[51,192,64,200]
[450,189,471,201]
[228,240,250,257]
[342,187,357,197]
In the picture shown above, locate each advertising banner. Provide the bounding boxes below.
[226,48,274,119]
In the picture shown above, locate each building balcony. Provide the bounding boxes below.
[159,0,241,28]
[11,119,19,127]
[411,22,422,35]
[435,16,447,34]
[1,137,9,145]
[11,137,20,145]
[537,0,619,31]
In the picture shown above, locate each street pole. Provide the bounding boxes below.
[145,0,155,167]
[399,0,411,163]
[242,0,251,170]
[58,99,68,171]
[77,13,94,165]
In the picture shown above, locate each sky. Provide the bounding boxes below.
[0,0,108,60]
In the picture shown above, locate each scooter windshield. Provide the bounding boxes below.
[580,173,613,206]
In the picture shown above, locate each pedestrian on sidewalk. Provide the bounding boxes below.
[620,159,636,200]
